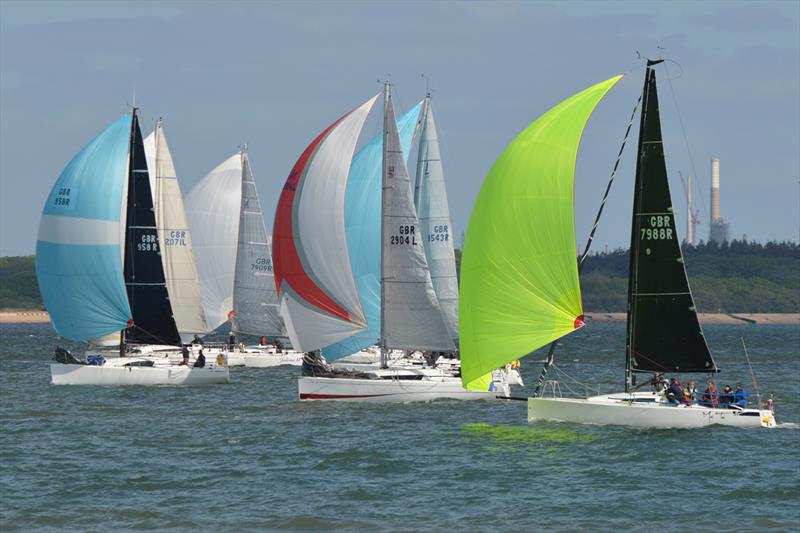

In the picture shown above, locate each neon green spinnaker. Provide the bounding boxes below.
[460,75,622,390]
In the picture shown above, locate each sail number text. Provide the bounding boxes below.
[163,230,187,246]
[427,224,450,243]
[52,187,76,209]
[137,233,160,252]
[252,257,272,274]
[640,215,673,241]
[390,224,418,246]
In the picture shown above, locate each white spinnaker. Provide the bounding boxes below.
[233,153,284,337]
[144,124,208,341]
[186,153,242,332]
[283,95,376,351]
[382,89,455,352]
[414,99,460,343]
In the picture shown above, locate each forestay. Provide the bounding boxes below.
[414,97,459,344]
[381,86,454,352]
[36,114,132,341]
[626,67,717,376]
[274,96,376,352]
[321,102,422,361]
[459,76,622,390]
[232,153,284,337]
[144,123,208,341]
[186,153,242,332]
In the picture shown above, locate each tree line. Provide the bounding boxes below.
[1,240,798,312]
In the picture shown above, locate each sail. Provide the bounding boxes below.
[123,111,181,346]
[414,97,459,344]
[186,153,242,332]
[321,102,422,361]
[274,96,376,352]
[381,86,455,352]
[460,76,622,390]
[232,152,284,337]
[143,123,208,341]
[626,66,717,375]
[35,114,132,341]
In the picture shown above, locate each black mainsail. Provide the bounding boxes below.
[625,62,717,389]
[123,110,181,346]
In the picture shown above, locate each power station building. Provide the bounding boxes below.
[708,158,730,243]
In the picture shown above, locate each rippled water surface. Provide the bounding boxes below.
[1,322,798,531]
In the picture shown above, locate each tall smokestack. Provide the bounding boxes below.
[711,158,720,222]
[686,174,693,245]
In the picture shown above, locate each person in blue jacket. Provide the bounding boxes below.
[732,382,748,408]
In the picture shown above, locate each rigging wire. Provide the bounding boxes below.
[663,61,709,233]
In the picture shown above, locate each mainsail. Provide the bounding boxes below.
[143,122,208,341]
[381,84,454,352]
[36,114,132,341]
[321,103,422,361]
[460,76,622,390]
[273,96,377,352]
[186,153,242,332]
[123,112,181,346]
[232,152,284,337]
[414,96,459,344]
[626,65,717,381]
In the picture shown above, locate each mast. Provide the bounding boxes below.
[413,94,431,209]
[625,65,653,391]
[380,81,390,369]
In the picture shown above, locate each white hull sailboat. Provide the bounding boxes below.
[459,63,776,428]
[275,86,511,401]
[50,359,229,386]
[528,392,775,428]
[187,148,297,367]
[37,110,228,386]
[299,372,505,402]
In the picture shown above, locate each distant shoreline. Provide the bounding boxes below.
[584,312,799,325]
[1,308,797,325]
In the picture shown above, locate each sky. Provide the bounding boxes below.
[1,0,798,257]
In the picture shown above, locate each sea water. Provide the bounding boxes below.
[1,322,798,531]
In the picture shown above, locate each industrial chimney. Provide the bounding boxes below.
[710,158,720,222]
[708,158,730,243]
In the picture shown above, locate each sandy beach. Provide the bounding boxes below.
[2,308,797,325]
[585,312,800,325]
[0,309,51,324]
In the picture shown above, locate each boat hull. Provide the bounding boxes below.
[298,375,497,402]
[243,352,303,368]
[50,363,230,386]
[528,393,776,428]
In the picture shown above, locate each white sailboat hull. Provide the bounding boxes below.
[298,375,499,402]
[242,347,304,368]
[51,362,229,386]
[528,393,776,428]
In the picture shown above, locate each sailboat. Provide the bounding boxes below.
[38,109,229,385]
[276,85,515,401]
[186,148,302,367]
[413,94,460,347]
[459,63,776,428]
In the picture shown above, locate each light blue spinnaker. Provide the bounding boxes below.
[35,113,133,341]
[321,102,422,360]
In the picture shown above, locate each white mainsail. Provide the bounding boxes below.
[185,153,242,332]
[232,152,284,337]
[274,96,377,352]
[381,85,455,352]
[143,122,208,341]
[414,97,460,344]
